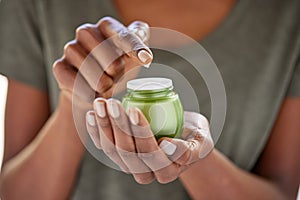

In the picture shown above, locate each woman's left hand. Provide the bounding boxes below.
[85,98,214,184]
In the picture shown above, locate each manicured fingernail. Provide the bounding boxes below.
[95,100,106,118]
[107,100,120,118]
[129,108,139,125]
[137,49,152,63]
[159,140,177,156]
[86,112,96,126]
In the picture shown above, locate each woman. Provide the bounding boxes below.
[0,0,299,199]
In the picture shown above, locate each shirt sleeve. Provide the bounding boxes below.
[0,0,48,91]
[286,55,300,97]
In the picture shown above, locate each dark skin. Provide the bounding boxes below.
[1,0,299,199]
[252,98,300,197]
[114,0,237,41]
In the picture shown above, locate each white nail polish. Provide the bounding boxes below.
[86,112,96,126]
[95,101,106,118]
[129,109,139,125]
[107,100,120,118]
[159,140,177,156]
[137,50,152,63]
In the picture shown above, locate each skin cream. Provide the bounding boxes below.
[122,77,183,139]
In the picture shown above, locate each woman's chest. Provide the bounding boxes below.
[113,0,236,41]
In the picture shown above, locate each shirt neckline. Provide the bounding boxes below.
[107,0,247,44]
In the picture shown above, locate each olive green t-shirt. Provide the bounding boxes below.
[0,0,299,199]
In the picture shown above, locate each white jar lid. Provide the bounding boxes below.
[127,77,173,91]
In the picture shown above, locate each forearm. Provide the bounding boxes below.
[0,94,85,200]
[180,149,287,200]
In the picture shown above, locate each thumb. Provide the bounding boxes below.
[98,17,153,67]
[158,131,214,166]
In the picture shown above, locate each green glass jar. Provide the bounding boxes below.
[122,78,183,139]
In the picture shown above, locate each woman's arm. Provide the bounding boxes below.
[0,80,84,200]
[180,98,300,200]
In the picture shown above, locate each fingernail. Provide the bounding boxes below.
[137,49,152,63]
[129,108,139,125]
[95,100,106,118]
[159,140,177,156]
[107,99,120,118]
[86,112,96,126]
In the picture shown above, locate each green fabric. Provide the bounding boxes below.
[0,0,48,91]
[287,57,300,97]
[0,0,299,199]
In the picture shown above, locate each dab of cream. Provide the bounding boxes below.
[128,21,152,68]
[144,62,151,68]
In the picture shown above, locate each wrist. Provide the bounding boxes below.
[54,91,86,154]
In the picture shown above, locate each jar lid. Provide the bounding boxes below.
[127,77,173,91]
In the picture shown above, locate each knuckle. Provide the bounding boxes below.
[52,59,70,88]
[101,90,113,99]
[131,125,153,138]
[97,75,113,93]
[75,23,95,40]
[138,152,155,162]
[134,173,154,185]
[98,16,114,26]
[63,41,77,57]
[157,173,177,184]
[97,118,111,128]
[118,150,136,159]
[114,120,130,134]
[52,59,64,74]
[97,17,124,36]
[106,59,125,77]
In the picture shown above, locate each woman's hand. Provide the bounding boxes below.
[52,17,152,105]
[85,98,214,184]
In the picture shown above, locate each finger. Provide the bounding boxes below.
[106,99,154,183]
[75,23,126,78]
[75,23,105,54]
[52,58,77,91]
[189,128,214,159]
[97,17,153,66]
[93,98,129,172]
[63,40,114,94]
[86,111,101,149]
[158,129,214,166]
[182,112,210,138]
[98,65,140,98]
[181,112,213,159]
[127,21,150,43]
[128,108,180,184]
[52,58,95,102]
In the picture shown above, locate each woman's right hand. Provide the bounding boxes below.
[52,17,152,105]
